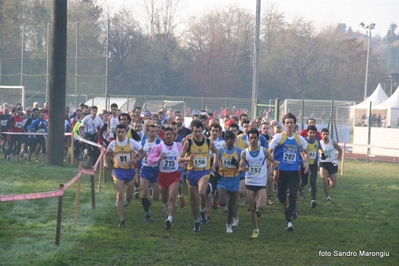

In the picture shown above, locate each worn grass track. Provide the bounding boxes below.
[0,159,397,265]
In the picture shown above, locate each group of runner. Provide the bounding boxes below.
[1,101,343,237]
[97,105,343,237]
[0,102,50,163]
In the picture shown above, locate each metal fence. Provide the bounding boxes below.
[81,94,254,119]
[0,22,107,107]
[279,99,356,143]
[279,99,356,127]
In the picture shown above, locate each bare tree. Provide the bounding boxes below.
[262,2,286,55]
[107,8,148,94]
[141,0,183,38]
[184,5,254,97]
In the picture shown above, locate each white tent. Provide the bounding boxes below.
[373,85,399,127]
[85,97,136,112]
[353,83,388,125]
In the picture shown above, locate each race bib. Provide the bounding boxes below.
[38,129,46,133]
[161,156,177,171]
[1,120,6,126]
[15,122,23,128]
[309,151,316,159]
[117,153,131,164]
[283,150,296,164]
[248,166,263,175]
[193,157,207,168]
[222,158,236,168]
[88,124,96,134]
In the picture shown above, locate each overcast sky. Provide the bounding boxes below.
[98,0,398,37]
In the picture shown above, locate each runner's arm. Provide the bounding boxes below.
[238,150,248,173]
[333,141,343,161]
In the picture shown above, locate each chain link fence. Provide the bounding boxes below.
[82,94,254,119]
[0,22,107,107]
[279,99,356,127]
[279,99,356,143]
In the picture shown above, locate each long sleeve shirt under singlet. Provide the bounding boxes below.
[146,142,182,165]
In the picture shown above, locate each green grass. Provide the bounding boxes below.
[0,159,398,265]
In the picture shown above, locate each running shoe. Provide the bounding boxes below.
[239,197,245,206]
[134,190,140,199]
[163,203,169,214]
[222,206,228,212]
[232,217,239,227]
[299,186,304,196]
[144,213,151,222]
[165,219,172,230]
[268,195,274,205]
[286,221,294,232]
[226,224,233,233]
[6,155,10,162]
[206,210,211,220]
[327,196,332,202]
[193,221,200,233]
[256,209,262,217]
[118,220,125,227]
[15,155,19,162]
[308,186,311,191]
[35,156,39,163]
[200,211,208,225]
[179,196,185,208]
[293,211,298,219]
[251,229,259,238]
[124,199,131,207]
[311,200,317,208]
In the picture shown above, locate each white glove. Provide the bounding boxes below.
[332,160,339,166]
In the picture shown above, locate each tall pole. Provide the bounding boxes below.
[366,101,372,163]
[20,26,25,86]
[251,0,261,119]
[364,31,371,100]
[47,0,67,166]
[360,23,375,100]
[46,23,50,103]
[390,75,393,96]
[105,19,110,110]
[75,22,79,106]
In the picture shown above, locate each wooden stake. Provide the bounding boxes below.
[70,136,75,164]
[73,162,82,225]
[98,158,103,192]
[91,175,96,209]
[55,184,64,246]
[341,143,346,176]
